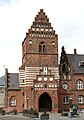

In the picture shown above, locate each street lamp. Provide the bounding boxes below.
[26,96,29,110]
[68,96,73,118]
[69,96,73,117]
[69,96,73,108]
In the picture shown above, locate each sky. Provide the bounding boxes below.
[0,0,84,77]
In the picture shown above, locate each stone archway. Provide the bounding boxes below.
[39,92,52,112]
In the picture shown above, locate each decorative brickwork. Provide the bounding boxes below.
[4,9,59,113]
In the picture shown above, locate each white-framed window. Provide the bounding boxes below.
[10,97,16,107]
[63,96,69,104]
[76,80,83,89]
[78,95,83,104]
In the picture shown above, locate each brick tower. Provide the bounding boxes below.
[19,9,59,112]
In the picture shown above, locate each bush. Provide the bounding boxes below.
[11,109,17,115]
[0,110,5,115]
[22,108,39,118]
[22,109,28,114]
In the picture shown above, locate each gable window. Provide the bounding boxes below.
[78,95,83,104]
[76,80,83,89]
[10,96,16,107]
[63,96,69,104]
[39,41,45,53]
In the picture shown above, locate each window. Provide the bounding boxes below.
[79,61,84,68]
[10,96,16,107]
[23,104,24,108]
[76,80,83,89]
[78,95,83,104]
[39,41,45,53]
[63,96,69,104]
[23,92,24,96]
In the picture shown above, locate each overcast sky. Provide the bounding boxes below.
[0,0,84,77]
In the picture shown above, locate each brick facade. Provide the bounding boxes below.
[4,9,59,113]
[4,9,84,113]
[59,47,84,112]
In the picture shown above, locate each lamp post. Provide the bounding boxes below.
[69,96,73,117]
[26,96,29,110]
[69,96,72,108]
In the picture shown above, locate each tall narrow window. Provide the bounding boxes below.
[39,41,45,53]
[78,95,83,104]
[43,44,45,52]
[39,44,42,52]
[63,96,69,104]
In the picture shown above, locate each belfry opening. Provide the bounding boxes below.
[39,92,52,112]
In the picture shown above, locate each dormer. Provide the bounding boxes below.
[79,61,84,68]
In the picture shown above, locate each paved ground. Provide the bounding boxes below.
[0,115,32,120]
[0,112,84,120]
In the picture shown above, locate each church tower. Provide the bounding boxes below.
[19,9,59,112]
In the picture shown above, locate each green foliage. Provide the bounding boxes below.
[11,109,17,115]
[0,110,5,115]
[22,108,39,118]
[22,109,28,114]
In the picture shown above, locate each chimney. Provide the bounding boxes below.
[74,48,77,54]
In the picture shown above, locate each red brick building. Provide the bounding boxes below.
[59,47,84,111]
[4,9,84,113]
[4,9,59,113]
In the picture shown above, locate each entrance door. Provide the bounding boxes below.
[39,92,52,112]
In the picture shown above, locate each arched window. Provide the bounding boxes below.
[10,96,16,107]
[76,80,83,89]
[78,95,83,104]
[63,96,69,104]
[39,41,45,53]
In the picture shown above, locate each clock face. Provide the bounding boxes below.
[62,83,68,90]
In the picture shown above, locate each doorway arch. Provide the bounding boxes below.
[39,92,52,112]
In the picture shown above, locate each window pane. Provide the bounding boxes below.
[63,97,69,103]
[77,80,83,89]
[10,97,16,107]
[78,96,83,104]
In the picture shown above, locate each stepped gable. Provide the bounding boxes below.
[23,9,57,44]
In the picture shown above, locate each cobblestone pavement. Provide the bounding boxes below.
[0,113,84,120]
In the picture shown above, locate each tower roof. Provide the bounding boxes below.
[23,9,57,42]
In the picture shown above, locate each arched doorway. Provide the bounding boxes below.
[39,92,52,112]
